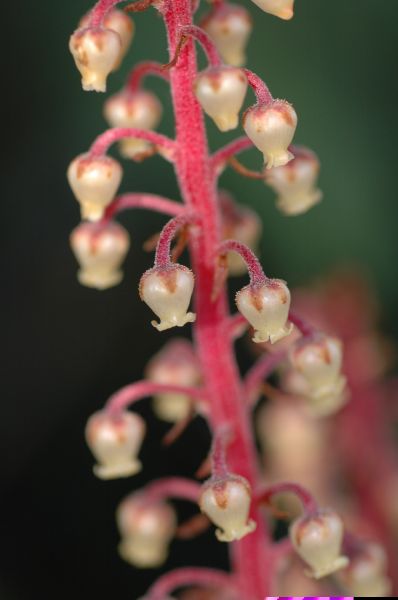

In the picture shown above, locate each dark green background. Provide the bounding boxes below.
[1,1,397,599]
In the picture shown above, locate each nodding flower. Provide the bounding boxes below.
[201,3,252,67]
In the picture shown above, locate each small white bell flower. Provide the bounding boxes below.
[146,339,202,422]
[70,221,130,290]
[85,410,146,480]
[116,494,176,568]
[220,191,262,276]
[80,10,134,70]
[69,27,121,92]
[67,153,122,221]
[201,4,252,67]
[139,265,196,331]
[289,335,347,403]
[199,474,256,542]
[104,90,162,158]
[250,0,294,20]
[235,278,293,343]
[264,148,322,216]
[194,67,248,132]
[290,509,349,579]
[243,99,297,168]
[337,542,391,597]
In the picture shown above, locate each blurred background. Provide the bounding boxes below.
[1,1,397,598]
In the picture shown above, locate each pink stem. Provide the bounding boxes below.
[105,380,205,414]
[154,212,198,267]
[144,477,201,503]
[219,239,267,285]
[161,0,273,596]
[89,127,175,156]
[210,427,231,477]
[180,25,222,67]
[103,193,184,221]
[126,61,170,92]
[288,311,316,337]
[243,69,273,105]
[211,137,254,172]
[89,0,121,27]
[146,567,236,600]
[256,482,318,515]
[244,350,287,403]
[228,313,249,339]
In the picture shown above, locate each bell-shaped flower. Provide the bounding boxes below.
[201,4,252,67]
[250,0,294,20]
[337,542,391,597]
[264,147,322,216]
[67,153,122,221]
[139,264,196,331]
[194,67,248,132]
[80,9,134,70]
[290,509,349,579]
[243,99,297,168]
[85,410,145,480]
[70,221,129,290]
[116,494,176,567]
[104,90,162,158]
[199,474,256,542]
[146,339,202,422]
[69,27,121,92]
[235,278,293,343]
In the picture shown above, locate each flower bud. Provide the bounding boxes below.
[337,542,391,597]
[201,4,252,67]
[146,339,202,422]
[290,509,349,579]
[85,410,145,479]
[235,279,293,343]
[250,0,294,20]
[104,90,162,159]
[70,221,129,290]
[116,494,176,567]
[69,27,121,92]
[199,474,256,542]
[243,100,297,168]
[67,154,122,221]
[220,191,262,276]
[194,67,248,132]
[264,147,322,216]
[139,265,196,331]
[289,335,347,402]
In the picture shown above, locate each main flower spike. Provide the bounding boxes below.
[200,3,253,67]
[104,90,163,159]
[116,493,177,567]
[70,221,130,289]
[250,0,295,20]
[145,339,202,422]
[67,153,123,221]
[243,100,298,168]
[85,409,146,479]
[69,26,122,92]
[264,146,322,216]
[290,509,349,579]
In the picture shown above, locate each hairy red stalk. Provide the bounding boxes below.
[160,0,274,596]
[211,136,253,172]
[103,193,185,221]
[218,239,267,285]
[244,350,287,403]
[106,380,206,414]
[145,567,236,599]
[89,127,175,156]
[144,477,201,503]
[288,311,316,337]
[88,0,121,26]
[127,61,170,91]
[179,25,222,66]
[154,213,198,267]
[243,69,273,104]
[257,482,318,515]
